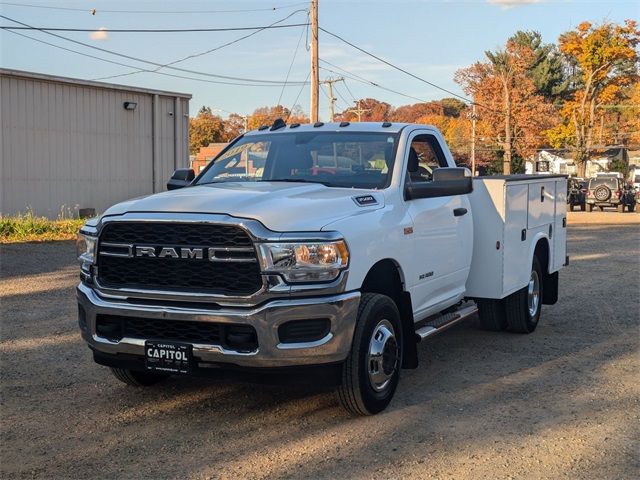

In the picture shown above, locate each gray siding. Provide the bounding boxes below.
[0,71,190,218]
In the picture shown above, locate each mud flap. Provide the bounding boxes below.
[399,291,418,369]
[542,271,559,305]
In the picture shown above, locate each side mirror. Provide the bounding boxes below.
[167,168,195,190]
[405,167,473,200]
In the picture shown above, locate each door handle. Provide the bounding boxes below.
[453,208,468,217]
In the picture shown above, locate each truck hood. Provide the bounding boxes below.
[101,182,385,231]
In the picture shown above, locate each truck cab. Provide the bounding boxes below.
[76,121,566,415]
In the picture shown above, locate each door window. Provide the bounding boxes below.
[406,134,448,184]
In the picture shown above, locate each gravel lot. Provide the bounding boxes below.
[1,212,638,479]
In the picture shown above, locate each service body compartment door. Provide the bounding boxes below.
[527,180,556,229]
[552,178,567,271]
[503,184,529,295]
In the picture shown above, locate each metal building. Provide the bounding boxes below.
[0,69,191,218]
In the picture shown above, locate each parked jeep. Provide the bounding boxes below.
[567,178,586,211]
[586,176,636,212]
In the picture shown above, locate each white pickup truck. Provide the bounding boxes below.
[76,121,567,415]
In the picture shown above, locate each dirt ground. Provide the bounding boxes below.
[1,213,638,479]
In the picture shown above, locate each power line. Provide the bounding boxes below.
[1,23,309,33]
[93,9,308,82]
[319,60,430,104]
[0,14,309,85]
[288,71,312,121]
[319,26,473,104]
[4,29,308,88]
[277,22,308,106]
[0,1,309,14]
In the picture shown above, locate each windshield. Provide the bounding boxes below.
[196,131,399,189]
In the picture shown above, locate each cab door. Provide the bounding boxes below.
[403,132,472,320]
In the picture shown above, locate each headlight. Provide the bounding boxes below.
[76,232,97,264]
[258,240,349,283]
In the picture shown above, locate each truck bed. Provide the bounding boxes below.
[465,175,567,299]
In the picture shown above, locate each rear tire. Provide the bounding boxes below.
[504,256,543,334]
[476,298,508,331]
[110,367,169,387]
[337,293,402,416]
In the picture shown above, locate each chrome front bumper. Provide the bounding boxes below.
[77,283,360,368]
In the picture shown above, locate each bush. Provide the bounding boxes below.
[0,209,85,243]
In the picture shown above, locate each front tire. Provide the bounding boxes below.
[337,293,402,416]
[504,256,543,334]
[110,367,169,387]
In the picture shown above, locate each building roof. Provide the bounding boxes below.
[0,68,192,98]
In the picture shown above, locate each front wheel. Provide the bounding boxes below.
[337,293,402,416]
[504,256,543,334]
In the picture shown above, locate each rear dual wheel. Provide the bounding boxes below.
[477,256,542,334]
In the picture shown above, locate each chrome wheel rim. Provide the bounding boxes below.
[527,270,540,317]
[367,319,399,392]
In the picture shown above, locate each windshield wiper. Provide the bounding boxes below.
[264,178,329,185]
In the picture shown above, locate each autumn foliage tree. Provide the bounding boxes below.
[455,39,556,173]
[189,106,225,155]
[551,20,639,176]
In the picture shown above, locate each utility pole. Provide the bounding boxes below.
[468,103,479,176]
[322,77,343,122]
[309,0,319,123]
[346,100,370,122]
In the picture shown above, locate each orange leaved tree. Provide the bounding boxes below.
[455,40,555,174]
[557,20,639,177]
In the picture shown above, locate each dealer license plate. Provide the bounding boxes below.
[145,341,192,374]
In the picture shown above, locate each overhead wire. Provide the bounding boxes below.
[276,21,308,107]
[92,9,309,81]
[0,13,310,85]
[3,29,307,88]
[0,1,309,14]
[287,71,312,121]
[1,24,308,33]
[320,62,430,104]
[319,26,473,104]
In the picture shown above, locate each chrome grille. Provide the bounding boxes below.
[96,222,262,296]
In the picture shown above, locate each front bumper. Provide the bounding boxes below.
[77,283,360,368]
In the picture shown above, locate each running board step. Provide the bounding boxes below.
[415,304,478,342]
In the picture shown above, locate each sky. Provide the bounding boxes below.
[1,0,638,120]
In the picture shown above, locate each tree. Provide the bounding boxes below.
[189,106,225,155]
[456,40,556,174]
[222,113,246,141]
[509,30,569,101]
[337,98,392,122]
[246,105,308,130]
[391,101,443,122]
[557,20,639,176]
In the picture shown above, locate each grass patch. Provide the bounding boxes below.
[0,210,86,243]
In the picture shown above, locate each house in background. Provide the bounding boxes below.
[527,147,633,178]
[191,142,228,173]
[1,69,191,218]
